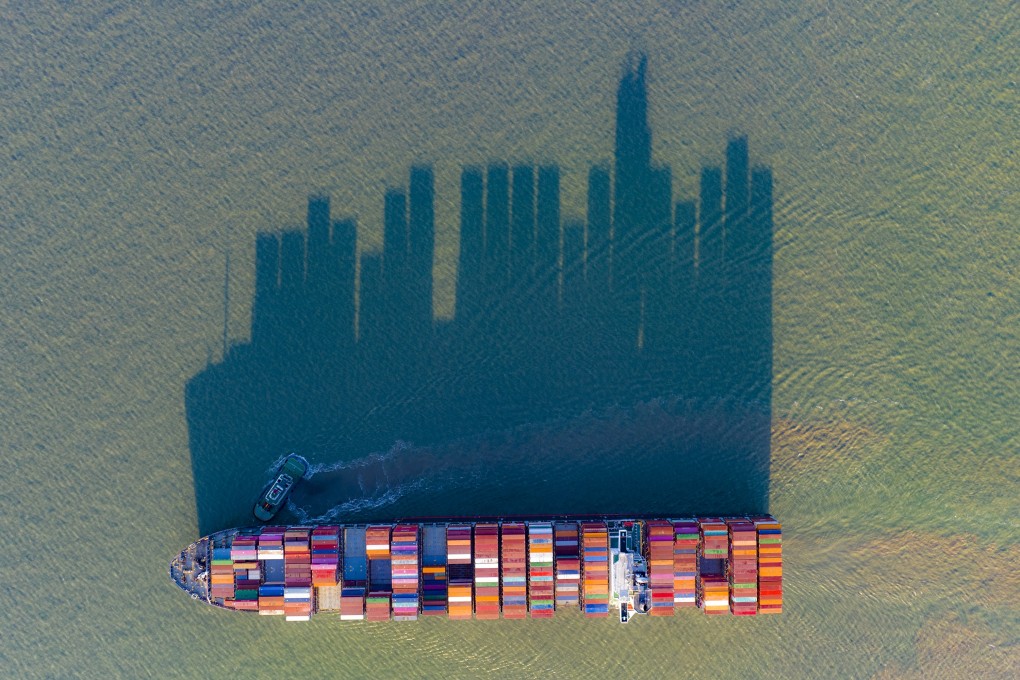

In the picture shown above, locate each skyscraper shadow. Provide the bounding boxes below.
[185,54,774,534]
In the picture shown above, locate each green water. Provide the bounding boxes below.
[2,2,1017,678]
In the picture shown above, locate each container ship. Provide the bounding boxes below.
[171,516,782,622]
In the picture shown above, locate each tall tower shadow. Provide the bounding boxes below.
[185,54,774,534]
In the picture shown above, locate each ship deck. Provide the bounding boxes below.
[168,516,783,620]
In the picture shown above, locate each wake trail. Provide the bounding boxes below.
[304,440,415,476]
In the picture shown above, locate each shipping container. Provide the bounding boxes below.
[340,527,367,620]
[527,523,555,618]
[554,523,580,609]
[310,526,340,587]
[473,524,500,620]
[672,521,698,608]
[698,574,730,615]
[645,520,674,617]
[447,525,473,620]
[421,525,448,616]
[366,526,393,621]
[283,528,311,620]
[390,525,419,621]
[365,592,391,622]
[699,519,729,559]
[755,518,783,614]
[500,523,527,619]
[581,522,609,618]
[695,519,728,616]
[230,535,260,611]
[726,520,758,616]
[210,545,235,602]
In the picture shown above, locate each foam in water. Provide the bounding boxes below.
[287,476,430,523]
[305,440,415,476]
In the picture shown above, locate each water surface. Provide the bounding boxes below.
[1,2,1017,678]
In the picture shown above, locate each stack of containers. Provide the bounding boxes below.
[421,526,448,616]
[727,520,758,615]
[257,529,286,616]
[209,547,234,603]
[447,525,473,619]
[756,518,783,614]
[580,522,609,617]
[365,592,390,621]
[473,524,500,620]
[699,574,730,615]
[554,523,580,609]
[698,518,729,615]
[230,534,259,611]
[645,520,675,616]
[365,525,392,621]
[283,528,312,621]
[527,523,555,618]
[257,584,285,615]
[390,525,419,621]
[672,521,699,608]
[700,518,729,559]
[310,527,340,588]
[500,523,527,619]
[340,526,367,620]
[310,526,340,613]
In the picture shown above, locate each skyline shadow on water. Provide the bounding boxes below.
[185,54,774,535]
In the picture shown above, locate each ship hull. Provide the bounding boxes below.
[170,515,783,621]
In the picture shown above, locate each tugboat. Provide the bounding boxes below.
[253,454,308,521]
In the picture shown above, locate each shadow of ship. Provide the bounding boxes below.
[186,54,774,534]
